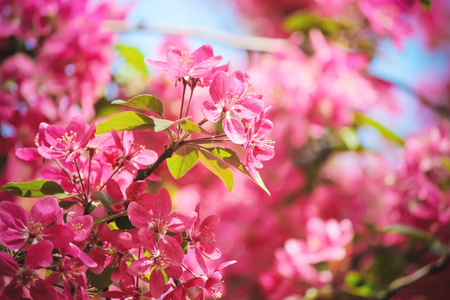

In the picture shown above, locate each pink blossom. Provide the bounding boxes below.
[128,229,184,298]
[145,44,223,81]
[0,196,73,250]
[190,204,222,274]
[243,110,275,178]
[128,187,197,240]
[36,115,96,162]
[110,129,158,174]
[202,71,264,144]
[106,179,153,212]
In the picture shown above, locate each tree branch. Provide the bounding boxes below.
[134,146,174,181]
[381,253,449,299]
[102,20,293,52]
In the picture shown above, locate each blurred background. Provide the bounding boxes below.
[1,0,449,299]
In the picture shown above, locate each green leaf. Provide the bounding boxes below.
[86,267,114,292]
[203,147,270,195]
[180,119,211,134]
[114,216,134,230]
[92,191,117,214]
[115,44,148,76]
[112,94,164,117]
[285,13,352,35]
[1,180,65,198]
[354,113,404,146]
[167,146,199,179]
[382,224,432,242]
[58,200,78,210]
[198,148,234,191]
[96,111,155,135]
[149,116,189,132]
[420,0,430,11]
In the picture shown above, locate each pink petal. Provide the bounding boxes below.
[126,181,148,201]
[165,265,183,279]
[66,115,86,143]
[152,188,172,218]
[0,230,26,249]
[43,225,74,248]
[106,179,124,203]
[132,149,158,166]
[144,58,172,75]
[202,101,222,123]
[138,228,157,254]
[128,257,153,276]
[120,274,137,295]
[128,202,151,229]
[160,235,185,266]
[195,247,209,275]
[209,71,228,103]
[30,279,59,300]
[25,240,53,269]
[191,44,214,64]
[79,122,97,148]
[0,252,19,276]
[30,196,60,227]
[150,269,165,299]
[167,210,197,232]
[117,232,133,253]
[223,115,247,145]
[44,125,65,146]
[235,97,264,119]
[68,215,93,242]
[110,129,125,152]
[15,147,40,161]
[0,201,28,231]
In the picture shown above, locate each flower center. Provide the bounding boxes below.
[57,130,78,150]
[178,51,194,71]
[28,221,44,238]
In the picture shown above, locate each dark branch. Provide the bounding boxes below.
[134,146,174,181]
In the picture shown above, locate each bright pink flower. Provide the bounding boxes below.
[128,187,197,240]
[110,129,158,174]
[37,115,96,162]
[243,110,275,178]
[106,179,153,212]
[145,44,223,81]
[100,274,153,299]
[128,229,184,298]
[0,196,73,250]
[88,224,134,281]
[190,205,222,274]
[202,71,264,144]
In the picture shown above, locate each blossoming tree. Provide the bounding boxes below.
[1,0,450,299]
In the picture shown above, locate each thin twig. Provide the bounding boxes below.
[380,253,449,299]
[102,20,292,52]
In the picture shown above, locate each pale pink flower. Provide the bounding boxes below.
[202,71,264,144]
[145,44,223,81]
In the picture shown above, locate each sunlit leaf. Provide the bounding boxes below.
[354,113,404,146]
[167,146,199,179]
[96,111,155,135]
[202,147,270,195]
[112,94,164,117]
[285,12,352,35]
[1,180,65,198]
[198,148,234,191]
[180,119,211,134]
[149,116,189,132]
[116,44,148,75]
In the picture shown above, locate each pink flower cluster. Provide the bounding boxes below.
[2,114,236,298]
